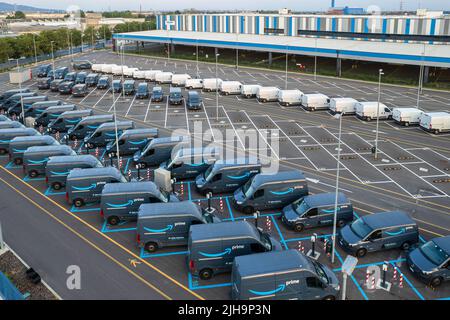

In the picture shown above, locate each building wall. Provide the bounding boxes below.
[156,13,450,41]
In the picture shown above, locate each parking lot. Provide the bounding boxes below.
[0,49,449,300]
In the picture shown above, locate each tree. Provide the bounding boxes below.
[0,38,14,62]
[6,11,26,20]
[98,25,112,40]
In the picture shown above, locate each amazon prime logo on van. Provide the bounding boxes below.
[171,121,280,174]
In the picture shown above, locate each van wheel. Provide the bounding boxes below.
[199,268,213,280]
[337,220,346,228]
[401,242,411,251]
[430,277,443,288]
[73,198,85,208]
[29,170,38,178]
[323,295,336,301]
[52,182,62,190]
[242,206,254,215]
[356,248,367,258]
[0,148,6,155]
[294,223,304,232]
[367,117,372,122]
[107,216,120,226]
[404,122,409,127]
[13,158,22,165]
[145,242,158,253]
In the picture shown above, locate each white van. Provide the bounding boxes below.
[185,78,203,89]
[392,107,423,126]
[277,89,303,106]
[144,70,162,82]
[419,112,450,134]
[133,70,147,79]
[329,97,358,115]
[92,64,105,73]
[301,93,330,111]
[124,67,138,78]
[155,72,173,84]
[256,86,280,102]
[355,102,392,121]
[112,65,126,76]
[241,85,261,98]
[203,78,223,92]
[171,74,192,87]
[219,81,242,95]
[102,64,117,74]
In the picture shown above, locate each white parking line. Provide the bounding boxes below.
[93,88,111,109]
[124,95,137,117]
[220,106,245,150]
[241,111,279,160]
[80,87,97,104]
[143,97,152,122]
[164,96,169,128]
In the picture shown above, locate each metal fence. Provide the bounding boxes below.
[0,270,24,300]
[0,40,112,71]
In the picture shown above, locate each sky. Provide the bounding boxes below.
[13,0,450,12]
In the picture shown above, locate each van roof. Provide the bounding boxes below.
[213,157,260,170]
[22,96,47,101]
[60,110,92,117]
[10,135,56,144]
[170,87,181,92]
[234,249,314,278]
[120,128,158,138]
[102,181,159,195]
[433,235,450,255]
[44,105,76,112]
[362,211,415,229]
[32,100,61,107]
[423,112,449,117]
[47,154,99,165]
[0,128,39,135]
[304,192,348,207]
[252,170,305,186]
[124,79,135,84]
[138,201,201,219]
[190,220,259,242]
[148,135,188,147]
[95,120,133,130]
[78,114,114,123]
[24,145,74,155]
[176,146,218,158]
[67,166,122,179]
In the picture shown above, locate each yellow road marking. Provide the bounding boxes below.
[0,176,172,300]
[0,166,205,300]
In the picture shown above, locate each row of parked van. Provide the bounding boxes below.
[2,86,449,297]
[90,63,450,134]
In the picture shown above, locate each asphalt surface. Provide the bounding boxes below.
[0,49,449,300]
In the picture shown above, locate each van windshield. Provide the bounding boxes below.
[350,218,372,239]
[242,179,255,199]
[420,241,449,266]
[311,261,329,284]
[293,200,309,215]
[257,229,272,251]
[203,165,214,180]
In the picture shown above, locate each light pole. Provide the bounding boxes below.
[9,57,26,123]
[235,33,239,70]
[374,68,384,160]
[194,39,199,78]
[50,41,55,76]
[32,33,38,64]
[331,113,343,264]
[120,45,125,100]
[285,45,288,90]
[110,75,121,166]
[215,52,220,121]
[314,38,318,81]
[417,43,425,108]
